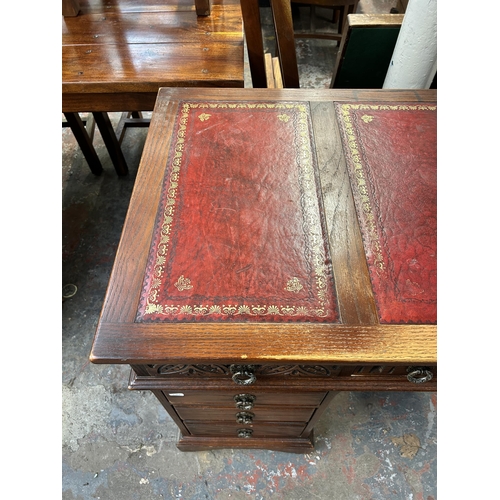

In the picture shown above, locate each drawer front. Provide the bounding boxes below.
[175,405,315,422]
[184,421,306,438]
[163,390,327,407]
[133,364,437,392]
[145,364,436,384]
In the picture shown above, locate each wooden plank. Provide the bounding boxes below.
[154,87,436,104]
[264,53,275,88]
[272,57,283,88]
[62,43,244,93]
[130,371,436,392]
[348,13,404,27]
[91,322,437,365]
[62,7,243,45]
[311,101,378,324]
[294,32,342,41]
[176,435,314,453]
[97,96,179,323]
[62,92,159,113]
[75,0,236,15]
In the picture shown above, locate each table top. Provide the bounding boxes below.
[90,88,437,366]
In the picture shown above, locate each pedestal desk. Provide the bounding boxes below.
[90,88,437,453]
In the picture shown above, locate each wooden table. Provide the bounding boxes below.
[90,88,437,453]
[62,0,244,175]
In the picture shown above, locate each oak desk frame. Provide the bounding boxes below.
[90,88,437,453]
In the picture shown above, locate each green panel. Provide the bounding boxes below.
[333,27,401,89]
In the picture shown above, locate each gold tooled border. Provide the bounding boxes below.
[140,101,335,320]
[338,103,437,274]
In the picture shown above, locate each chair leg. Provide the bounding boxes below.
[337,5,352,47]
[240,0,268,88]
[92,112,129,176]
[270,0,300,88]
[64,112,103,176]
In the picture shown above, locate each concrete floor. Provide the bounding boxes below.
[62,1,437,498]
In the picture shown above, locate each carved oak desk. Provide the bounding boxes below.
[90,88,437,453]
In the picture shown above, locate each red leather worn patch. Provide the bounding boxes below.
[335,103,437,324]
[136,101,338,323]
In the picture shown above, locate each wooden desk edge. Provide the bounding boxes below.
[90,323,437,365]
[155,87,437,103]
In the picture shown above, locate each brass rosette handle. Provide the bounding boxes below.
[237,429,253,438]
[234,394,256,410]
[230,364,257,385]
[236,411,255,424]
[406,366,434,384]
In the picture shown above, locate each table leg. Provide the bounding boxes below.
[62,0,80,16]
[195,0,211,16]
[64,112,103,176]
[92,112,129,176]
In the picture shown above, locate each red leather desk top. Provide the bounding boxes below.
[335,103,437,324]
[136,101,339,323]
[89,89,437,366]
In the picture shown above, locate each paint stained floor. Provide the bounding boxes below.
[62,1,437,498]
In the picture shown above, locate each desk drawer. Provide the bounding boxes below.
[163,390,327,407]
[184,421,306,438]
[175,405,315,422]
[132,365,437,392]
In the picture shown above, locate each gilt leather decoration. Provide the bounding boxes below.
[335,103,437,324]
[136,101,338,323]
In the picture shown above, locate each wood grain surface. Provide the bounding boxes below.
[62,0,244,112]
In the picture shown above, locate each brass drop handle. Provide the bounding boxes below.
[230,364,256,385]
[407,367,434,384]
[236,411,254,424]
[234,394,256,410]
[237,429,253,438]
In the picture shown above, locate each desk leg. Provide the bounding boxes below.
[64,113,103,176]
[92,112,129,176]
